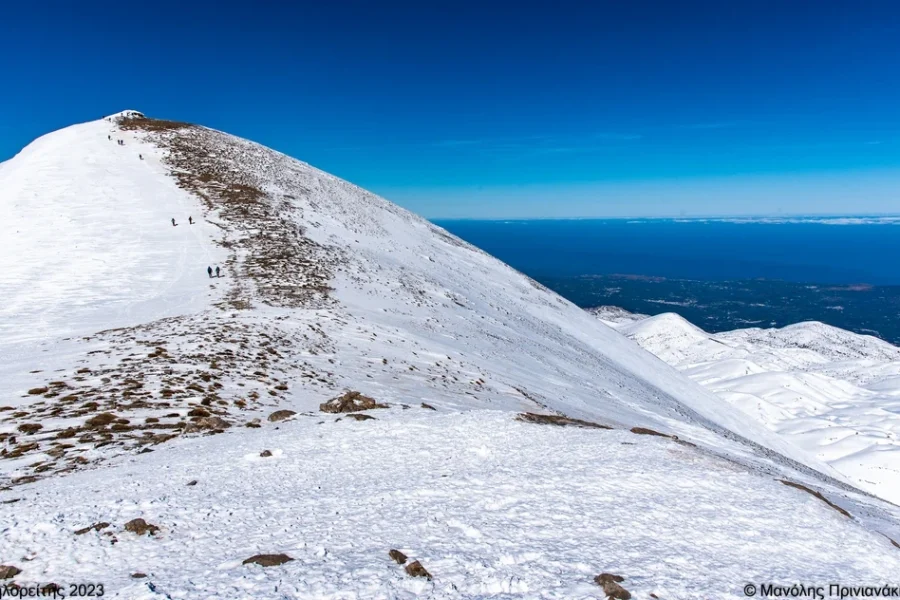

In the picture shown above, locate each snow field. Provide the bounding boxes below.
[3,410,898,600]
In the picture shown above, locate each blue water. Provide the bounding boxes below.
[435,219,900,343]
[435,219,900,285]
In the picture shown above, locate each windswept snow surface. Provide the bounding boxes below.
[2,114,900,596]
[4,410,900,599]
[613,311,900,505]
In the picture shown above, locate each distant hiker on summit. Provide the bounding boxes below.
[171,218,177,226]
[188,216,193,225]
[216,266,221,277]
[207,266,213,278]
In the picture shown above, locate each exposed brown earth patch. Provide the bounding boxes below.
[124,518,159,536]
[630,427,675,439]
[779,480,852,518]
[242,553,294,567]
[594,573,631,599]
[405,560,432,580]
[268,410,296,422]
[320,391,387,413]
[517,412,612,429]
[118,114,335,310]
[345,413,375,421]
[74,522,110,535]
[1,317,333,485]
[0,565,21,579]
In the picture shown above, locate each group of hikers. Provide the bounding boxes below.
[106,128,221,281]
[108,134,141,159]
[109,127,220,282]
[169,217,220,278]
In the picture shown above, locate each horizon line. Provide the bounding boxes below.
[428,213,900,222]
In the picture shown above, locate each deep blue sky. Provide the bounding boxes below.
[2,0,899,218]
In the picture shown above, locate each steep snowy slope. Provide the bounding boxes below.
[2,113,900,596]
[612,311,900,505]
[0,111,841,479]
[0,111,227,348]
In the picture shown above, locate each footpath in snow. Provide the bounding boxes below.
[0,113,226,351]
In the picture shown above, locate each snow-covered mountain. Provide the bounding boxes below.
[603,310,900,506]
[2,113,899,598]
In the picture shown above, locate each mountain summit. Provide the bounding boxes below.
[1,113,899,597]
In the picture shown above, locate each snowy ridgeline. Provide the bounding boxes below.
[594,306,900,505]
[1,113,899,597]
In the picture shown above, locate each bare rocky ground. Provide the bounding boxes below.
[0,311,343,486]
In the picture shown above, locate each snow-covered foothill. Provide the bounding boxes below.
[610,310,900,505]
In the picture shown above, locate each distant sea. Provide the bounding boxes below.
[435,218,900,344]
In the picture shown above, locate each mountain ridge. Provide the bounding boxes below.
[1,113,899,596]
[0,111,840,479]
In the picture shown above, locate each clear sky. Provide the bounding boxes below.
[2,0,899,218]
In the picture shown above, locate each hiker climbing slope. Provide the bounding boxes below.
[207,266,213,278]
